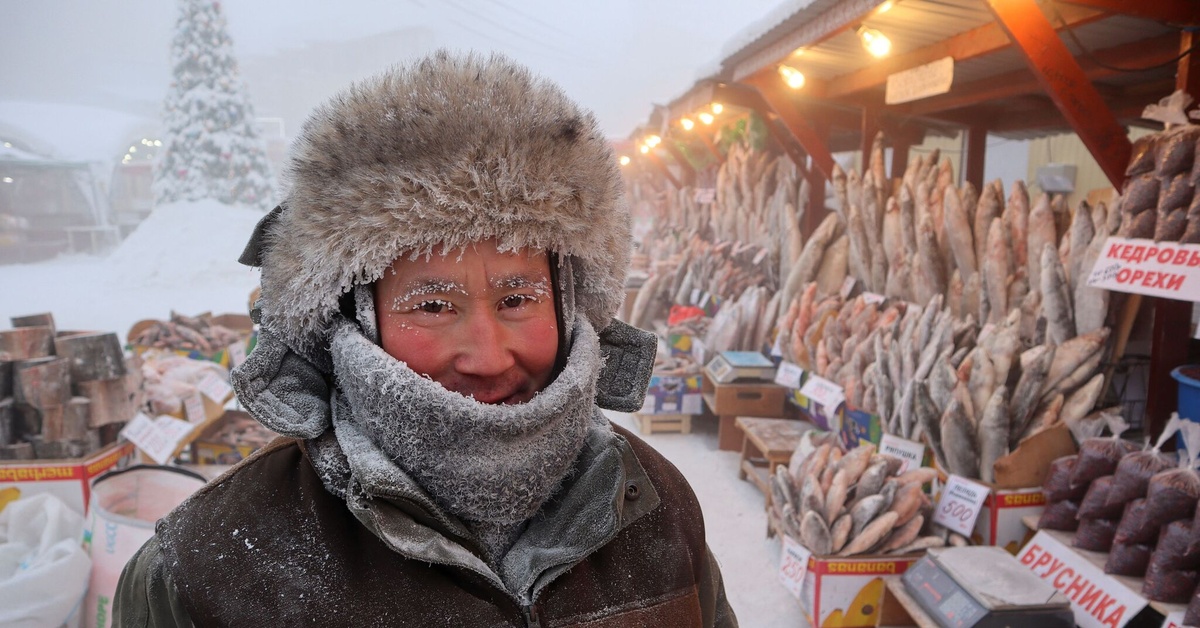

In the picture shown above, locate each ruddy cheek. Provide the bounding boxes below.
[380,322,449,378]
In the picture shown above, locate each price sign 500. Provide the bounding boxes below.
[932,475,990,537]
[940,500,974,524]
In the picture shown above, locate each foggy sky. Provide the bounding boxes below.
[1,0,783,139]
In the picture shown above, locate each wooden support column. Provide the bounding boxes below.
[985,0,1132,191]
[643,152,681,190]
[1057,0,1200,24]
[965,126,987,190]
[742,74,837,181]
[1146,30,1200,439]
[661,142,696,186]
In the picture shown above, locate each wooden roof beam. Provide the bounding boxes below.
[642,152,682,189]
[1057,0,1200,25]
[893,32,1180,117]
[826,3,1105,99]
[987,0,1132,190]
[741,74,837,181]
[660,142,697,186]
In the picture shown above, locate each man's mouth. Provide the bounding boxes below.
[469,385,529,405]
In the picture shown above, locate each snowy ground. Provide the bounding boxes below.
[1,199,807,626]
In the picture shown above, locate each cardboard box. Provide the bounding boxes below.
[191,410,277,465]
[973,487,1046,555]
[126,313,256,369]
[798,551,921,628]
[666,332,696,358]
[0,441,135,516]
[788,388,841,432]
[841,407,882,451]
[640,373,703,415]
[701,370,786,417]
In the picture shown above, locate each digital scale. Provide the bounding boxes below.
[901,547,1074,628]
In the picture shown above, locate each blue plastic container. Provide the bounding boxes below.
[1171,366,1200,454]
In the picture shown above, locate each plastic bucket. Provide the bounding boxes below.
[1171,366,1200,453]
[82,465,206,628]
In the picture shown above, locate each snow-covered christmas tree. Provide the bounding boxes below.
[154,0,274,209]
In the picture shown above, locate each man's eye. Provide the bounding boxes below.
[413,300,454,314]
[500,294,535,309]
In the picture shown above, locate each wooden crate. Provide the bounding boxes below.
[632,412,692,435]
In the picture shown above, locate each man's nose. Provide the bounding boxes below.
[454,309,516,377]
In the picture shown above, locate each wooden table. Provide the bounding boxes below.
[735,416,810,499]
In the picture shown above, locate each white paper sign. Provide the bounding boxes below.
[709,358,734,384]
[933,475,990,537]
[885,56,954,105]
[879,434,926,473]
[120,413,195,465]
[1018,530,1147,628]
[774,361,805,389]
[799,375,845,409]
[184,392,207,423]
[196,372,233,403]
[1087,236,1200,301]
[1162,611,1186,628]
[692,338,708,366]
[862,292,886,305]
[681,393,703,415]
[228,341,248,367]
[778,534,812,600]
[770,333,784,358]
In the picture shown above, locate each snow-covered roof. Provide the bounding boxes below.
[0,101,157,163]
[717,0,830,65]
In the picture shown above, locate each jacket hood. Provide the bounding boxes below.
[249,50,629,356]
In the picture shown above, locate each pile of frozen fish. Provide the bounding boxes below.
[773,436,964,557]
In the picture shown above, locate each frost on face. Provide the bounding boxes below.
[390,280,467,311]
[493,276,551,300]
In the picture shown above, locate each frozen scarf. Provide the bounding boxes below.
[322,314,604,563]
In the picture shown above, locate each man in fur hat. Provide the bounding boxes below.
[114,51,737,627]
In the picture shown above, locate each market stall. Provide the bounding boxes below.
[622,0,1200,625]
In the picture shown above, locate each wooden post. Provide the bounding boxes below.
[1145,30,1200,438]
[890,140,911,183]
[661,142,697,186]
[0,398,11,446]
[965,126,987,190]
[985,0,1132,191]
[696,133,724,163]
[644,152,682,189]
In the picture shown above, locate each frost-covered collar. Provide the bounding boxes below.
[328,316,604,530]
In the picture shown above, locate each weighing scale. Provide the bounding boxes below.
[901,546,1074,628]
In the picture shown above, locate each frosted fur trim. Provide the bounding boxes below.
[329,316,602,528]
[258,51,629,355]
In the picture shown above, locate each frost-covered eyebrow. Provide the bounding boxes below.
[490,273,551,293]
[392,278,468,304]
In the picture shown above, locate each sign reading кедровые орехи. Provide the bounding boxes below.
[1087,237,1200,301]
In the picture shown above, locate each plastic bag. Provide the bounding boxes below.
[1156,124,1200,178]
[1069,420,1138,488]
[0,493,91,628]
[1126,134,1157,177]
[1038,500,1081,531]
[1114,498,1158,546]
[1104,541,1153,577]
[1043,455,1089,503]
[1073,516,1118,552]
[1106,417,1179,508]
[1148,520,1200,573]
[1186,585,1200,627]
[1078,476,1125,520]
[1143,563,1200,603]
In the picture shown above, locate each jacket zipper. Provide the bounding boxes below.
[522,602,542,628]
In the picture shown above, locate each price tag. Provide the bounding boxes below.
[690,288,702,306]
[681,394,702,415]
[778,534,811,600]
[184,392,207,423]
[933,475,990,537]
[799,374,845,410]
[774,361,805,389]
[229,341,248,367]
[196,372,233,403]
[879,434,926,473]
[121,413,195,464]
[862,292,886,305]
[692,338,708,366]
[770,333,784,358]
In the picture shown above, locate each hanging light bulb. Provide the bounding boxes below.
[639,144,650,154]
[877,0,895,13]
[711,103,723,115]
[778,65,806,90]
[646,134,662,148]
[858,25,892,58]
[619,155,631,166]
[680,117,695,131]
[698,112,715,125]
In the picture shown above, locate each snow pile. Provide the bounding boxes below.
[107,199,265,288]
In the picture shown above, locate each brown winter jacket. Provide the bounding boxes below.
[113,423,736,627]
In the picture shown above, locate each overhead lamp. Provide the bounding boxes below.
[2,142,10,148]
[858,25,892,58]
[778,64,806,90]
[645,134,662,148]
[619,155,631,166]
[2,177,12,183]
[711,103,723,115]
[698,112,715,125]
[154,140,162,147]
[129,146,138,153]
[877,0,895,13]
[680,117,695,131]
[639,144,650,154]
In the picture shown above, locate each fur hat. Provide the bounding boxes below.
[250,50,629,355]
